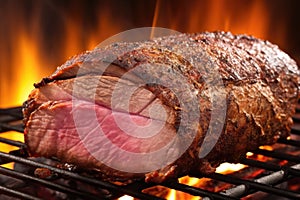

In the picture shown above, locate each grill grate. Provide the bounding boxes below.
[0,106,300,200]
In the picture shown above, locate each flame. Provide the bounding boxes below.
[0,3,45,107]
[215,163,247,174]
[0,4,41,166]
[166,189,177,200]
[0,2,125,108]
[0,0,289,196]
[259,145,273,151]
[14,33,42,104]
[162,147,276,199]
[222,0,270,39]
[0,131,24,169]
[0,2,124,170]
[150,0,161,39]
[118,195,134,200]
[0,2,125,161]
[246,152,254,157]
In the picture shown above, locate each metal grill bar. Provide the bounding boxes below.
[242,158,300,177]
[242,158,281,171]
[278,138,300,147]
[253,149,300,163]
[161,182,239,200]
[207,166,300,199]
[291,126,300,135]
[0,185,42,200]
[0,166,101,200]
[0,107,23,119]
[0,137,24,147]
[0,151,164,200]
[1,106,300,200]
[0,123,24,133]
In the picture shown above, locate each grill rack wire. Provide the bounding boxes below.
[0,106,300,200]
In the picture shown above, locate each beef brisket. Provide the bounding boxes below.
[23,31,300,183]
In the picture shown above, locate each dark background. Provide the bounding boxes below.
[0,0,300,106]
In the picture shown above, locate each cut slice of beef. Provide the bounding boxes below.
[23,31,300,183]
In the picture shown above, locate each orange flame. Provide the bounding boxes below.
[0,0,288,196]
[118,195,134,200]
[0,1,126,159]
[0,3,43,167]
[150,0,161,39]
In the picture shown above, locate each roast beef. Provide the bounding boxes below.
[23,31,300,183]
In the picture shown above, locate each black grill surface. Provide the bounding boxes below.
[0,106,300,200]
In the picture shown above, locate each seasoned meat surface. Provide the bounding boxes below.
[23,31,300,183]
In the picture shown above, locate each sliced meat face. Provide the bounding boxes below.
[26,100,178,174]
[24,64,181,178]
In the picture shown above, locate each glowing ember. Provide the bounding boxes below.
[118,195,134,200]
[0,131,24,169]
[246,152,254,157]
[165,189,176,200]
[259,145,273,151]
[179,176,201,186]
[215,163,247,174]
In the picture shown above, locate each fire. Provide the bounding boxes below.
[0,2,126,108]
[0,5,44,107]
[118,195,134,200]
[164,163,247,200]
[150,0,276,41]
[0,2,124,159]
[0,0,290,198]
[215,163,247,174]
[153,147,274,200]
[0,12,41,166]
[166,189,177,200]
[246,145,274,163]
[0,131,24,169]
[14,33,42,105]
[259,145,273,151]
[0,29,40,107]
